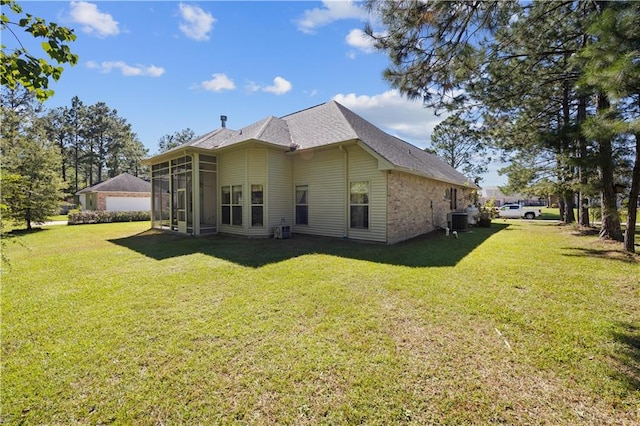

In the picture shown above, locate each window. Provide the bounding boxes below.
[251,184,264,227]
[295,185,308,225]
[451,188,458,210]
[350,181,369,229]
[232,185,242,226]
[221,185,243,225]
[221,186,231,224]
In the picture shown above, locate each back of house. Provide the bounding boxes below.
[143,101,476,244]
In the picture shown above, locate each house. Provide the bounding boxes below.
[480,186,547,207]
[143,101,476,244]
[75,173,151,212]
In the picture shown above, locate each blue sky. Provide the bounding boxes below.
[7,1,505,186]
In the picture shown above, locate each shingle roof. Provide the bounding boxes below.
[75,173,151,194]
[147,101,474,187]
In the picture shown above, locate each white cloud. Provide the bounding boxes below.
[333,90,446,146]
[87,60,165,77]
[263,76,292,95]
[246,76,292,95]
[178,3,215,41]
[245,81,261,93]
[345,28,376,53]
[69,1,119,37]
[200,73,235,92]
[296,0,368,34]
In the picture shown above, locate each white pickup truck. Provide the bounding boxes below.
[497,204,542,219]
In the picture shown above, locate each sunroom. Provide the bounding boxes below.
[150,153,217,235]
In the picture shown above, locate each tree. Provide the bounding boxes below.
[1,91,63,230]
[365,0,514,111]
[368,0,635,245]
[105,125,148,179]
[66,96,86,193]
[577,1,640,251]
[44,106,70,183]
[1,0,78,101]
[158,128,195,153]
[430,114,489,181]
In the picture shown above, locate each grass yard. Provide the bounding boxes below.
[2,220,639,424]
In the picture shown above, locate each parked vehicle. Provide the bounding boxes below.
[497,204,542,219]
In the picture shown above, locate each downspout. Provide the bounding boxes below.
[340,145,348,238]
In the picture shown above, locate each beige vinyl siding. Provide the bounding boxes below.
[267,149,293,233]
[217,148,247,236]
[346,145,387,242]
[292,146,345,238]
[247,148,268,237]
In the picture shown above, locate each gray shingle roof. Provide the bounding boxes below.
[147,101,474,187]
[75,173,151,194]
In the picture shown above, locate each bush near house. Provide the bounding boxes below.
[68,210,150,225]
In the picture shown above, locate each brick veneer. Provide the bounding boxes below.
[387,171,472,244]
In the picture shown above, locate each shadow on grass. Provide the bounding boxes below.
[109,223,509,268]
[611,322,640,391]
[561,246,639,265]
[6,227,48,236]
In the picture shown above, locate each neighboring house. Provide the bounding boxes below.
[76,173,151,212]
[480,186,547,207]
[143,101,477,244]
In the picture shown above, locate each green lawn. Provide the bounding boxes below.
[2,220,638,424]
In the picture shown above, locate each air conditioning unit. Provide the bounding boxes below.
[273,225,290,239]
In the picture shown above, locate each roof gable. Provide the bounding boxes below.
[281,101,358,148]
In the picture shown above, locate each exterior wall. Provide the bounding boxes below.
[290,144,387,242]
[218,145,273,237]
[247,148,268,237]
[386,172,472,244]
[88,192,149,211]
[78,193,88,210]
[267,149,293,233]
[346,145,387,242]
[292,146,346,238]
[218,148,249,236]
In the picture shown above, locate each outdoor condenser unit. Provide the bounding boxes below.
[273,225,291,239]
[447,212,469,231]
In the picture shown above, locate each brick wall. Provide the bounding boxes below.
[386,171,474,244]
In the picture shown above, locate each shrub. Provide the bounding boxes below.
[480,199,498,220]
[476,211,492,227]
[68,211,150,225]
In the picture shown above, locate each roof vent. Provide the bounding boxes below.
[220,115,227,128]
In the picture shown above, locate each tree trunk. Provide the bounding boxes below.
[560,74,575,224]
[624,133,640,253]
[564,192,576,223]
[25,207,32,231]
[596,93,623,241]
[577,94,590,227]
[74,142,79,193]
